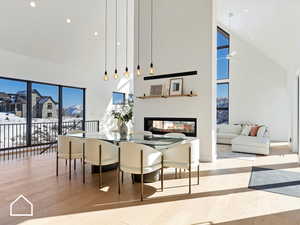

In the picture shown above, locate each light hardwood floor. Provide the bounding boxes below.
[1,144,300,225]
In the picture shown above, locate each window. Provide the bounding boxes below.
[0,76,85,150]
[217,27,230,124]
[47,103,52,110]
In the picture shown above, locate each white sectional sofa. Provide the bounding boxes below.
[217,124,270,155]
[217,124,242,145]
[231,136,270,155]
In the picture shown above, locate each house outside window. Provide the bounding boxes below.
[47,112,52,118]
[217,27,230,124]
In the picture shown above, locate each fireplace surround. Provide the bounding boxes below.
[144,117,197,137]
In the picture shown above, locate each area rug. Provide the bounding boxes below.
[217,151,256,161]
[249,167,300,198]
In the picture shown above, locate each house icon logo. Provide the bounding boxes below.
[10,195,33,217]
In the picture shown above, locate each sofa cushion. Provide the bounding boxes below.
[241,125,251,136]
[257,126,267,137]
[232,136,270,147]
[218,124,242,135]
[218,133,239,139]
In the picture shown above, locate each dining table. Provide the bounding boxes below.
[67,132,198,182]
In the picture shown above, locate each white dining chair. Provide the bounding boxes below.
[164,133,186,138]
[83,138,118,188]
[57,135,84,180]
[119,142,163,201]
[161,142,200,194]
[164,133,187,177]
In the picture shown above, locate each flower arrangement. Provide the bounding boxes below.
[111,103,133,123]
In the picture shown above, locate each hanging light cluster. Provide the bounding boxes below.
[104,0,156,80]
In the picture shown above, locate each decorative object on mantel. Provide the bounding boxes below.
[169,78,183,96]
[144,71,198,80]
[111,104,133,139]
[150,85,163,96]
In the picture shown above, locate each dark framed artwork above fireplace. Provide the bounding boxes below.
[144,117,197,137]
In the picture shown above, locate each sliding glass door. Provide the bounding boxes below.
[62,87,84,134]
[31,83,59,145]
[0,78,27,149]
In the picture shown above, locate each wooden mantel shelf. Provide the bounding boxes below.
[137,94,198,99]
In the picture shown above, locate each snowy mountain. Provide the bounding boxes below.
[63,104,83,117]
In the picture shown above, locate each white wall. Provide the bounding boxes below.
[134,0,217,162]
[229,33,290,141]
[0,46,133,133]
[0,0,135,133]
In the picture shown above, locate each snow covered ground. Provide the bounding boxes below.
[0,112,83,149]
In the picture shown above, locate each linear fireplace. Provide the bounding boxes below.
[144,117,197,137]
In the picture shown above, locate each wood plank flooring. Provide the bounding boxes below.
[1,144,300,225]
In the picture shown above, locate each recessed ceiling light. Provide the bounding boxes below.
[30,1,36,8]
[117,42,121,46]
[66,18,72,24]
[94,32,99,36]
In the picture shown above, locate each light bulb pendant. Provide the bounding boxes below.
[149,63,155,75]
[114,69,119,79]
[137,65,142,76]
[124,67,130,78]
[104,71,109,81]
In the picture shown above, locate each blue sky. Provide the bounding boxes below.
[217,31,229,99]
[0,78,83,107]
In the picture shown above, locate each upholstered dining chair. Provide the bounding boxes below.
[161,142,200,194]
[164,133,187,178]
[119,142,163,201]
[83,138,118,188]
[57,135,84,180]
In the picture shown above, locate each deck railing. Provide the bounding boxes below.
[0,120,99,160]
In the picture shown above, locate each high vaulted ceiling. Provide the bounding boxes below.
[0,0,127,71]
[217,0,300,74]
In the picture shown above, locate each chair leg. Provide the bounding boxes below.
[175,168,177,179]
[140,150,144,201]
[74,159,76,171]
[65,159,67,166]
[118,147,121,194]
[83,143,85,184]
[189,147,191,194]
[121,171,124,184]
[161,155,164,191]
[131,174,135,184]
[197,165,200,185]
[56,150,58,176]
[179,169,182,178]
[99,145,102,189]
[69,142,72,181]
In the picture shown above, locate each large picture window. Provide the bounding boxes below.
[0,77,85,150]
[217,27,230,124]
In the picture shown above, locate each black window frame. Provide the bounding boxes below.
[0,76,86,147]
[217,27,230,124]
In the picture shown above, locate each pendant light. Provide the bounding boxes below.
[136,0,141,76]
[103,0,109,81]
[149,0,155,75]
[124,0,130,78]
[113,0,119,79]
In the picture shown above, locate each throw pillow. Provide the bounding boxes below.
[257,126,267,137]
[250,126,261,136]
[241,126,251,136]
